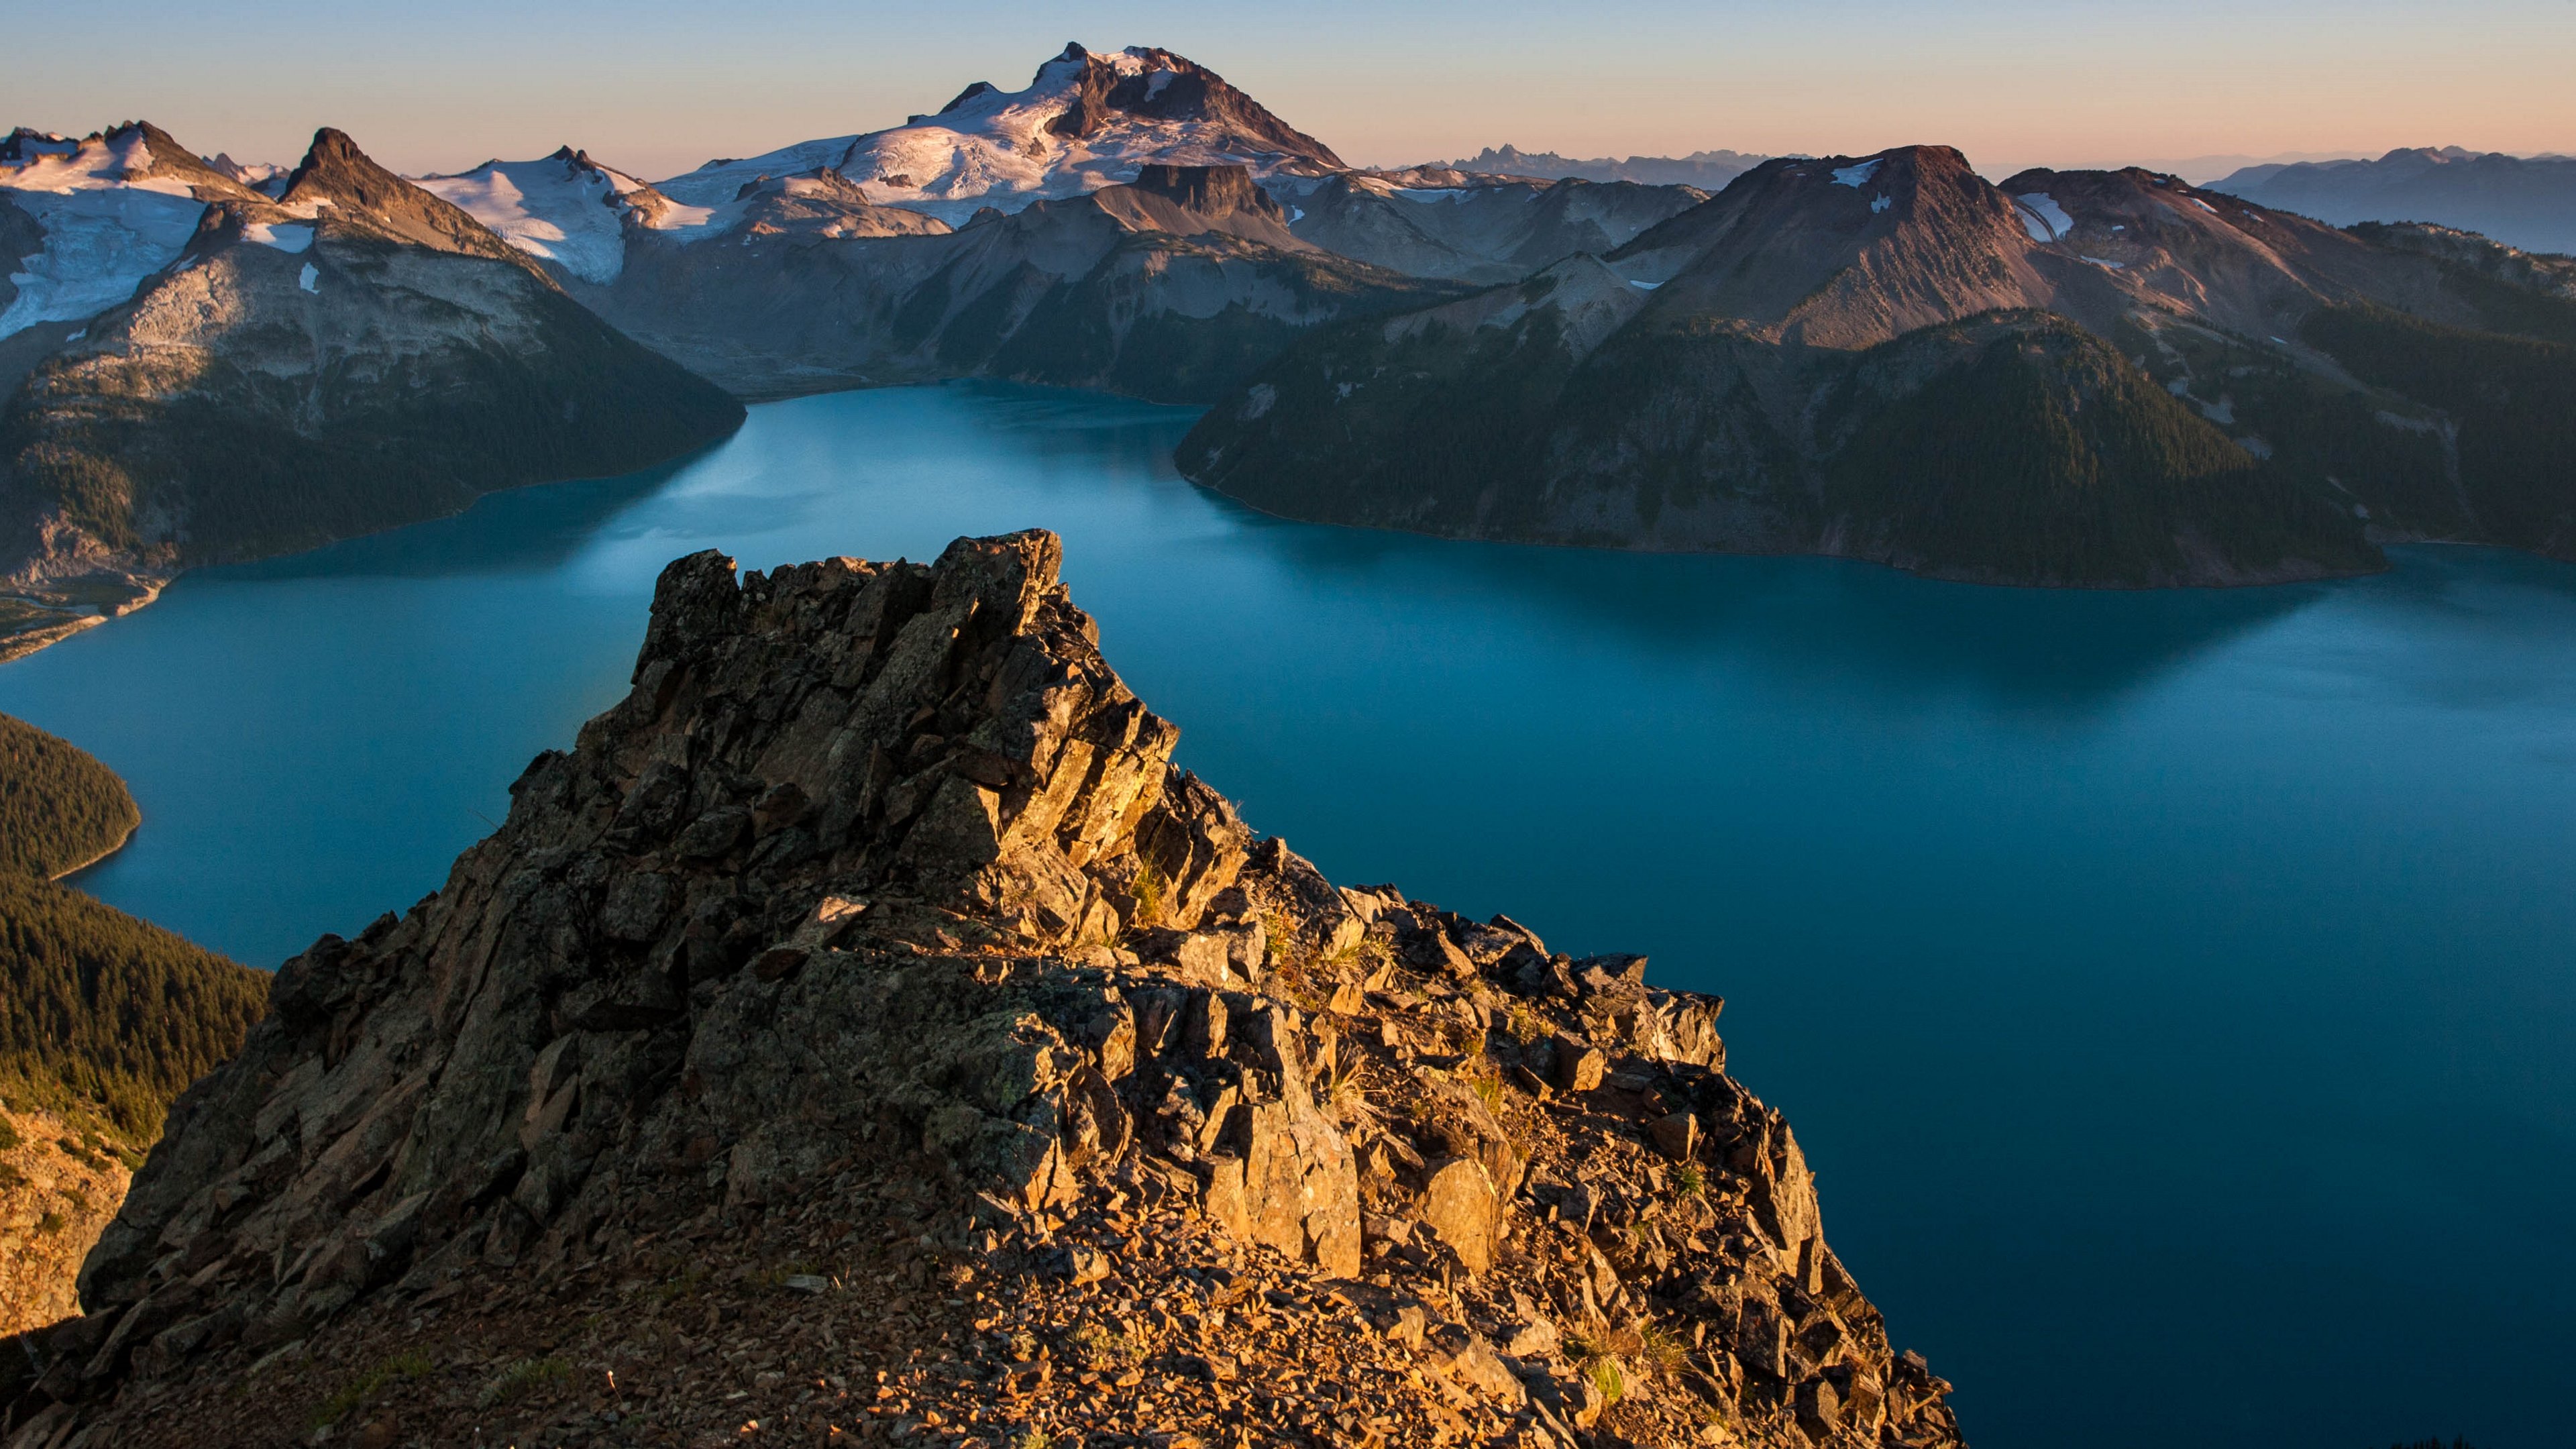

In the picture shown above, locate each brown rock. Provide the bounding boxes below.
[1649,1112,1700,1162]
[1418,1158,1498,1275]
[1552,1036,1607,1095]
[1429,1324,1525,1405]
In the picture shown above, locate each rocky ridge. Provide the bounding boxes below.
[5,531,1964,1448]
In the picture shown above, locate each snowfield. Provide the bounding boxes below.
[1,131,206,339]
[241,221,313,253]
[413,152,696,284]
[2014,192,2074,243]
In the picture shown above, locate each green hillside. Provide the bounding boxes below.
[0,713,266,1146]
[0,713,141,878]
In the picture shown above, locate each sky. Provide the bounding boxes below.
[7,0,2573,182]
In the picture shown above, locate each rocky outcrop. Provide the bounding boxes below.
[11,532,1964,1448]
[0,1110,127,1338]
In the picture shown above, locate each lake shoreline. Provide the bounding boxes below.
[46,819,138,884]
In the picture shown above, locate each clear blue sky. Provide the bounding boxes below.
[9,0,2573,181]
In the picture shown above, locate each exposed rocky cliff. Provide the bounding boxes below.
[0,123,743,655]
[1183,146,2576,585]
[5,532,1964,1448]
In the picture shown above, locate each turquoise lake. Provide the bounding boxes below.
[3,384,2571,1448]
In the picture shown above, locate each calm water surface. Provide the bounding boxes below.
[3,384,2571,1449]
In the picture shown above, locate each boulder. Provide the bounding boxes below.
[1551,1034,1607,1094]
[1419,1157,1500,1274]
[1650,1112,1700,1162]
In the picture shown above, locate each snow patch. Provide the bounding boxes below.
[0,131,207,337]
[298,262,319,293]
[2080,255,2125,269]
[1871,195,1891,213]
[241,221,313,254]
[2014,193,2073,243]
[2192,197,2218,213]
[1627,279,1662,290]
[1831,160,1882,188]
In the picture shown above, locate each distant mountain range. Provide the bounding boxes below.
[5,46,2573,611]
[2208,147,2576,256]
[1428,146,1766,191]
[1183,150,2576,585]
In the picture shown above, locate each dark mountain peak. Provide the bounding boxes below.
[545,144,609,176]
[1605,142,2059,349]
[282,127,529,264]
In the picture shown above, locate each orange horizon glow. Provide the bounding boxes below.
[5,1,2570,185]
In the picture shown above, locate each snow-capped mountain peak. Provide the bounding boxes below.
[655,43,1342,224]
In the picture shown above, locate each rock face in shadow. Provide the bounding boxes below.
[20,533,1966,1448]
